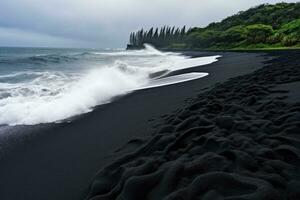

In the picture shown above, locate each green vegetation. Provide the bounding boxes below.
[128,2,300,50]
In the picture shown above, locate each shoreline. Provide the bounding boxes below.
[86,50,300,200]
[159,47,300,52]
[0,51,275,200]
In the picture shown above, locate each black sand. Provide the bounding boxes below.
[85,50,300,200]
[1,51,299,200]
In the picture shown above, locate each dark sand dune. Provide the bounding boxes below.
[85,51,300,200]
[0,51,296,200]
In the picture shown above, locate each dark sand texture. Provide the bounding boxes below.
[0,52,266,200]
[86,51,300,200]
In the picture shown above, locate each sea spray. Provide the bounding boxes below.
[0,45,220,125]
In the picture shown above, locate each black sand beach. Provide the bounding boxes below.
[1,51,300,200]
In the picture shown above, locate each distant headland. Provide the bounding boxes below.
[127,2,300,50]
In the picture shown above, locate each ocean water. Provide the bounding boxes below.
[0,45,220,125]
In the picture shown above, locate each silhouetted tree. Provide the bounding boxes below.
[128,26,188,48]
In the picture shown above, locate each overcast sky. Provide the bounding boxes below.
[0,0,297,48]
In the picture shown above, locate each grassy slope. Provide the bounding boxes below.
[180,2,300,50]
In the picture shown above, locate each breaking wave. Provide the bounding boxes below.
[0,45,221,125]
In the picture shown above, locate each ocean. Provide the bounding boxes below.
[0,45,220,125]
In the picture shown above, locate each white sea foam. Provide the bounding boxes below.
[137,72,209,90]
[0,45,221,125]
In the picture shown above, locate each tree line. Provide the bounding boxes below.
[127,2,300,50]
[185,2,300,49]
[129,26,188,48]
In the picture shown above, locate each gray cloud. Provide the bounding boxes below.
[0,0,297,48]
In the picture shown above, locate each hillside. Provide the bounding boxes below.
[127,2,300,50]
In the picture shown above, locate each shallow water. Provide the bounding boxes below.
[0,45,220,125]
